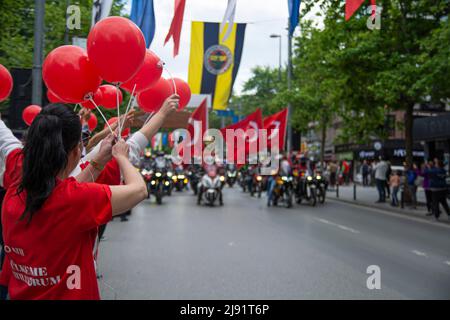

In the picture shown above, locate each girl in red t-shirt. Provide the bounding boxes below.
[0,99,178,299]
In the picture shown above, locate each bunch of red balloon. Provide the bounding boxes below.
[39,16,191,133]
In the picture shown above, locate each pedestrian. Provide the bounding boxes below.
[425,159,450,220]
[389,170,401,206]
[341,160,350,185]
[373,157,388,203]
[361,160,369,186]
[421,161,433,215]
[328,161,338,189]
[405,163,418,209]
[0,100,177,300]
[385,161,392,199]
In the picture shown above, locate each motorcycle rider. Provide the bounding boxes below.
[197,165,223,205]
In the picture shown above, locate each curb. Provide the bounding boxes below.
[328,196,450,227]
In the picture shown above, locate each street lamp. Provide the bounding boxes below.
[270,34,282,81]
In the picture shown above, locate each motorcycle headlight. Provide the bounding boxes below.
[316,175,322,180]
[164,181,170,186]
[155,172,162,178]
[188,171,192,175]
[167,172,173,177]
[178,175,185,179]
[141,169,148,175]
[220,176,225,182]
[151,180,156,185]
[172,176,177,181]
[288,176,293,181]
[282,176,288,181]
[184,178,189,184]
[256,176,262,181]
[307,176,313,181]
[145,152,151,157]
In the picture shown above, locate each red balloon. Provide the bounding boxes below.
[170,78,191,110]
[105,117,130,137]
[87,16,146,83]
[0,64,13,102]
[137,78,172,113]
[121,50,163,94]
[43,45,102,103]
[46,90,63,103]
[22,105,41,126]
[87,113,98,131]
[80,88,103,110]
[99,85,123,110]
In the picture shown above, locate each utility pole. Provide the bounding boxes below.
[32,0,45,106]
[64,0,70,45]
[286,19,293,154]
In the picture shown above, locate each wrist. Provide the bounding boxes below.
[115,154,129,162]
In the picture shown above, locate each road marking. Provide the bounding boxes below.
[444,261,450,266]
[411,250,427,257]
[315,218,360,234]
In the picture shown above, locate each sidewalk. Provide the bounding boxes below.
[327,184,450,225]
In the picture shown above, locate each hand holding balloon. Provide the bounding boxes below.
[112,138,130,160]
[158,94,180,119]
[95,133,115,167]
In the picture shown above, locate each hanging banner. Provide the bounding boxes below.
[188,21,246,111]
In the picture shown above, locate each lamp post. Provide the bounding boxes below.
[286,20,293,154]
[270,34,282,81]
[32,0,45,106]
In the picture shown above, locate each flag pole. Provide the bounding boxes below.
[286,18,293,154]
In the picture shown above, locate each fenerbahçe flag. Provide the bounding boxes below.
[188,21,246,110]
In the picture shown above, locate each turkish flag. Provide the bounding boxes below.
[221,108,263,165]
[181,98,208,161]
[263,108,288,151]
[345,0,376,21]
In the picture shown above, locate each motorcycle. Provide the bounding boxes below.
[140,168,153,199]
[294,172,317,206]
[188,167,203,195]
[315,174,328,204]
[268,174,293,208]
[226,166,237,187]
[172,167,188,192]
[149,169,172,205]
[198,171,223,206]
[250,174,263,198]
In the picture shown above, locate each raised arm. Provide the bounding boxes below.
[0,117,23,187]
[109,139,148,216]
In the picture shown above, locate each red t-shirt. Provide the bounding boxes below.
[0,149,112,300]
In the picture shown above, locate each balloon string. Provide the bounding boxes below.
[73,104,79,112]
[144,112,154,126]
[115,83,121,135]
[90,97,114,135]
[163,65,177,95]
[119,83,137,135]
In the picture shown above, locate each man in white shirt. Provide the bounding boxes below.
[372,157,388,203]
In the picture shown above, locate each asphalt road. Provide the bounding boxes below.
[97,186,450,300]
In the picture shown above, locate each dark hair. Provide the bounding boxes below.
[18,104,81,223]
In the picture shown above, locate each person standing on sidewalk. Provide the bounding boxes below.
[385,161,392,199]
[425,159,450,220]
[421,161,433,215]
[361,160,369,186]
[389,170,401,207]
[373,157,388,203]
[405,163,418,209]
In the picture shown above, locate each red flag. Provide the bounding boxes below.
[221,109,263,165]
[164,0,186,57]
[186,98,208,159]
[345,0,376,21]
[263,108,288,150]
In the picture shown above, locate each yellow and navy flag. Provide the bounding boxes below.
[188,21,246,110]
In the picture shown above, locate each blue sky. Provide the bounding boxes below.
[123,0,322,94]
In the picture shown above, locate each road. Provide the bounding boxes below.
[97,186,450,300]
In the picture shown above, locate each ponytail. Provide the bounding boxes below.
[18,104,81,223]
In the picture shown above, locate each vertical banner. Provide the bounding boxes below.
[130,0,156,47]
[91,0,114,27]
[188,21,246,110]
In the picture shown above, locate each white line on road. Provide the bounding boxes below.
[444,261,450,267]
[315,218,360,234]
[411,250,427,257]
